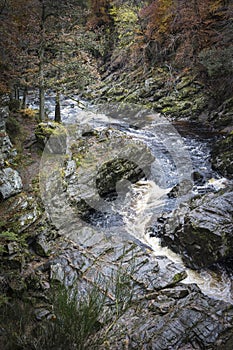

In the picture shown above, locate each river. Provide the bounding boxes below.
[30,92,233,304]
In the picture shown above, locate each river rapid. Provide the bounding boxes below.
[29,92,233,304]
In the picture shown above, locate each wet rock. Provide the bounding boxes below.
[167,179,193,198]
[96,157,151,199]
[0,167,23,199]
[192,170,205,185]
[162,188,233,269]
[59,128,154,218]
[97,283,233,350]
[211,133,233,179]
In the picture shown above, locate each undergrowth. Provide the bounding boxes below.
[0,252,137,349]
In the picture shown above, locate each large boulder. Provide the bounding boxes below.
[161,188,233,269]
[0,167,23,199]
[39,126,155,228]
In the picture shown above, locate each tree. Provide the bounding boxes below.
[0,0,101,120]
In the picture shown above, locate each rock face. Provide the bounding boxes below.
[0,167,23,199]
[212,133,233,179]
[0,105,23,200]
[83,68,207,120]
[49,238,233,350]
[161,188,233,269]
[209,97,233,133]
[0,106,15,166]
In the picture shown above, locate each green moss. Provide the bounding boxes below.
[172,271,187,284]
[35,122,67,138]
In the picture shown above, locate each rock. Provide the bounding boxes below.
[8,274,26,295]
[98,286,233,350]
[48,237,233,349]
[92,70,207,119]
[211,133,233,179]
[42,127,155,222]
[0,192,42,235]
[210,97,233,132]
[167,179,193,198]
[96,156,151,199]
[0,131,13,167]
[0,106,17,166]
[64,160,76,178]
[0,167,23,199]
[35,308,51,321]
[32,233,51,257]
[35,122,67,153]
[162,188,233,268]
[192,170,205,185]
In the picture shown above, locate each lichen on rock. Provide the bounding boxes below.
[0,167,23,199]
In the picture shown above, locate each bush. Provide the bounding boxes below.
[19,108,38,119]
[5,115,21,142]
[0,283,107,350]
[8,99,20,112]
[0,253,137,349]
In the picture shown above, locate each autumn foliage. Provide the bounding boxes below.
[140,0,233,67]
[0,0,232,102]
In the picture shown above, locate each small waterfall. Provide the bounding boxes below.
[120,179,233,304]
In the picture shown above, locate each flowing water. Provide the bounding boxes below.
[29,92,233,303]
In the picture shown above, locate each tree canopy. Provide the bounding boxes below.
[0,0,232,107]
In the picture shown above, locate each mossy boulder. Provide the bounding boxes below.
[35,122,67,154]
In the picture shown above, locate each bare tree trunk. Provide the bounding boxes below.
[39,81,45,121]
[15,86,19,100]
[55,91,61,123]
[22,86,28,109]
[39,0,46,121]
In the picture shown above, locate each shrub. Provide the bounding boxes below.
[5,115,21,143]
[0,252,137,349]
[19,108,38,119]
